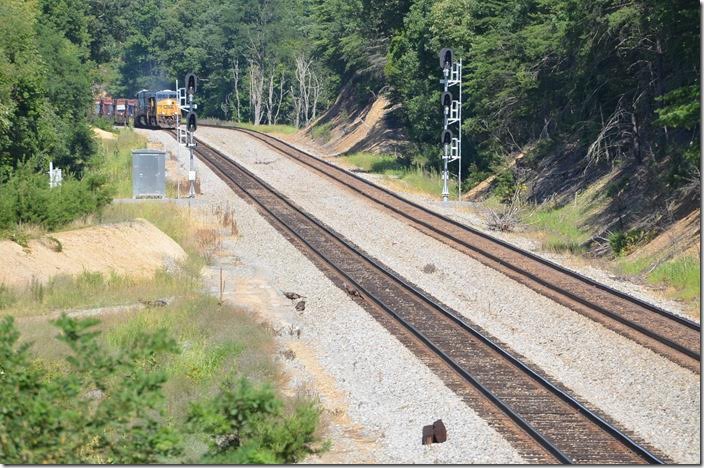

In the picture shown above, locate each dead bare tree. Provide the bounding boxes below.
[231,59,241,122]
[294,55,311,126]
[311,69,322,122]
[273,70,285,125]
[249,62,264,124]
[290,84,301,128]
[292,54,323,127]
[265,72,275,124]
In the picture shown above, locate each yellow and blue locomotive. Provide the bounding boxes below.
[135,89,180,129]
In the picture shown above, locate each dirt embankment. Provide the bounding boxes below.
[0,219,187,287]
[285,77,409,157]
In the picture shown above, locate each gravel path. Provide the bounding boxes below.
[194,126,700,463]
[141,129,526,464]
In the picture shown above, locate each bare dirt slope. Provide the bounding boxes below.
[286,80,409,157]
[0,219,187,287]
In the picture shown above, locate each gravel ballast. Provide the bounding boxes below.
[193,127,700,463]
[142,129,526,464]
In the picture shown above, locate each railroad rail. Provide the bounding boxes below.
[169,130,665,464]
[200,123,701,373]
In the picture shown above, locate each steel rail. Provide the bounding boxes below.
[171,130,664,464]
[201,123,700,366]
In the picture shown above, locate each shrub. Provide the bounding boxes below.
[0,165,112,233]
[608,229,648,256]
[188,378,324,463]
[0,315,182,464]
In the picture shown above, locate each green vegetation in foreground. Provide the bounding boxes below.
[618,255,701,307]
[1,299,323,463]
[0,199,325,463]
[339,152,458,199]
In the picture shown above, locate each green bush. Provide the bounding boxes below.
[0,315,182,464]
[608,229,648,256]
[188,378,324,464]
[0,165,112,233]
[493,169,517,203]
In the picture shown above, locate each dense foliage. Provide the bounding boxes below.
[0,315,182,463]
[0,314,322,464]
[385,0,700,186]
[0,0,112,233]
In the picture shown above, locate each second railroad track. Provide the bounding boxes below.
[170,130,666,463]
[201,123,701,373]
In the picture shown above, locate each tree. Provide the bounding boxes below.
[0,315,182,464]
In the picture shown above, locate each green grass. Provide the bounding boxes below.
[523,197,593,253]
[98,128,147,198]
[102,294,278,421]
[339,152,403,173]
[310,121,333,142]
[1,270,191,319]
[339,152,459,199]
[649,256,700,301]
[618,255,701,306]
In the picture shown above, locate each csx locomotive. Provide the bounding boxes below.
[135,89,180,129]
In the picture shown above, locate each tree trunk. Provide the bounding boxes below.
[273,70,285,125]
[232,58,241,122]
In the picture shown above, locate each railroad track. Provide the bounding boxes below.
[200,123,701,373]
[170,130,665,464]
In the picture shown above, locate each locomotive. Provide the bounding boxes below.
[134,89,179,129]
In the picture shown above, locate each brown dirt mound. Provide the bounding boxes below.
[0,219,187,288]
[93,127,116,140]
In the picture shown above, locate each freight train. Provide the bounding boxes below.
[93,89,180,129]
[94,96,137,125]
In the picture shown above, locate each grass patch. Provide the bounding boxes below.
[339,152,459,199]
[98,127,147,198]
[310,122,333,142]
[1,270,193,319]
[523,196,594,253]
[648,256,700,302]
[101,294,278,420]
[618,255,701,306]
[339,152,404,173]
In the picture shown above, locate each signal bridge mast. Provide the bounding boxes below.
[439,48,462,202]
[176,73,199,197]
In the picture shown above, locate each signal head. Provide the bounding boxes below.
[441,129,453,146]
[439,48,454,70]
[185,73,197,96]
[186,111,197,132]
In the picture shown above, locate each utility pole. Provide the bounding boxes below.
[439,48,462,202]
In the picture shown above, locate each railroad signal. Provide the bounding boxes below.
[439,48,454,71]
[442,129,453,146]
[438,47,462,202]
[185,73,197,97]
[186,111,197,133]
[442,92,453,112]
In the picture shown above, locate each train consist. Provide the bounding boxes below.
[94,89,180,129]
